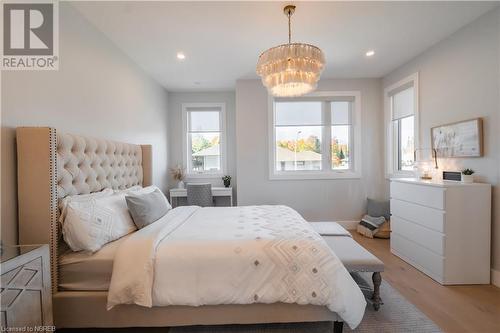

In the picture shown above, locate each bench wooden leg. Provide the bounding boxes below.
[333,321,344,333]
[371,272,382,311]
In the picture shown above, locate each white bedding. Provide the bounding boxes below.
[108,205,366,328]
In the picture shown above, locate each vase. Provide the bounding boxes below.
[177,180,185,189]
[461,174,474,183]
[223,180,230,188]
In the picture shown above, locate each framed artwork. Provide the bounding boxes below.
[431,118,483,158]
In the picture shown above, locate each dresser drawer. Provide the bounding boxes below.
[392,216,445,255]
[391,198,445,233]
[391,233,444,282]
[390,181,445,209]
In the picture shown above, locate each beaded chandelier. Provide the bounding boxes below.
[256,5,325,97]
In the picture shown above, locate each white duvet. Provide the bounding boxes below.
[108,205,366,328]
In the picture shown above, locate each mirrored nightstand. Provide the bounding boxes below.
[1,244,53,329]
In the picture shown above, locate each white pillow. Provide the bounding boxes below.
[62,193,137,252]
[129,185,172,210]
[59,188,114,225]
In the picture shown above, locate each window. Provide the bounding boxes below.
[269,92,361,180]
[331,101,351,170]
[182,103,226,176]
[385,73,419,176]
[274,101,323,172]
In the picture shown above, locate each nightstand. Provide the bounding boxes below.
[1,244,53,329]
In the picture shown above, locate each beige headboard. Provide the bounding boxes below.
[16,127,153,293]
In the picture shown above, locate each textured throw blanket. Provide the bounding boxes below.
[107,205,366,328]
[357,214,387,239]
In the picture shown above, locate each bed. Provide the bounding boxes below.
[16,127,366,332]
[58,222,384,309]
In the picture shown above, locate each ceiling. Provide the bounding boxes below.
[72,1,498,92]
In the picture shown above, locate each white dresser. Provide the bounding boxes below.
[390,178,491,285]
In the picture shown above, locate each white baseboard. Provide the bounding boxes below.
[335,221,359,230]
[492,269,500,288]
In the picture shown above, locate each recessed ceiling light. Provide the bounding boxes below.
[176,52,186,60]
[365,50,375,57]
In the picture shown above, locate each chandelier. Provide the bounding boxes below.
[256,5,325,97]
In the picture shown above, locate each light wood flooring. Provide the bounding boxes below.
[352,232,500,333]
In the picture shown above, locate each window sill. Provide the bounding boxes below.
[185,173,224,180]
[269,171,361,180]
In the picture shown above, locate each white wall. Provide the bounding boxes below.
[1,3,169,245]
[236,79,384,222]
[167,92,237,197]
[498,7,500,280]
[383,7,500,271]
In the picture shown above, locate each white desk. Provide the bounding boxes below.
[169,187,233,207]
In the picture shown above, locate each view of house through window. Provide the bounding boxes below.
[184,105,225,174]
[273,97,355,175]
[331,101,351,170]
[275,102,323,171]
[398,115,415,170]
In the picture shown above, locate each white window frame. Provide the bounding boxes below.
[268,91,362,180]
[182,103,227,178]
[384,72,419,178]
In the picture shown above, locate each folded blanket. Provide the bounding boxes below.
[309,222,351,237]
[356,215,386,239]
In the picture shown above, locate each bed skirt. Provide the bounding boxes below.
[53,291,339,328]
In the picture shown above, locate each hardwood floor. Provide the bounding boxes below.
[352,232,500,333]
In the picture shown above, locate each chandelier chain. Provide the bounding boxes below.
[256,5,325,97]
[288,10,291,44]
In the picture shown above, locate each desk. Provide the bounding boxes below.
[170,187,233,207]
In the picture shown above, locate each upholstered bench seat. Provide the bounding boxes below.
[323,236,384,273]
[310,222,385,310]
[326,236,384,310]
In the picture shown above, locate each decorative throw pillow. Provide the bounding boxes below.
[129,185,172,210]
[59,188,114,224]
[126,189,171,229]
[367,198,390,220]
[62,193,137,252]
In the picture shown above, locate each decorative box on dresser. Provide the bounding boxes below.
[0,244,53,329]
[390,178,491,285]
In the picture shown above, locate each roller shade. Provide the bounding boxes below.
[390,84,414,120]
[186,106,222,132]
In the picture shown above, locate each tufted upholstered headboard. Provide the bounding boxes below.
[56,132,146,198]
[16,127,153,293]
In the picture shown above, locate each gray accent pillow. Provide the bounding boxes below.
[126,189,170,229]
[367,198,390,220]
